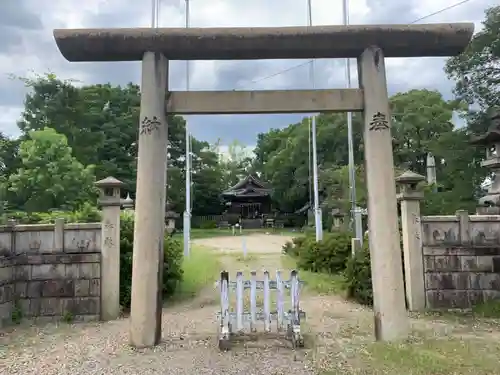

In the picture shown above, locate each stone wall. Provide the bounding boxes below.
[0,220,101,327]
[422,211,500,309]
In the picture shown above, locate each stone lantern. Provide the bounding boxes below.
[94,176,124,321]
[121,193,134,210]
[95,176,124,206]
[330,208,345,231]
[471,110,500,214]
[395,170,425,200]
[165,200,179,235]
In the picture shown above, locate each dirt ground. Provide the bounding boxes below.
[1,234,500,374]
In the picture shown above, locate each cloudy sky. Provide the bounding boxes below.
[0,0,496,147]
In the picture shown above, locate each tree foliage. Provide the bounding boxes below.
[8,127,96,212]
[2,6,498,221]
[251,88,487,216]
[8,73,227,215]
[445,5,500,134]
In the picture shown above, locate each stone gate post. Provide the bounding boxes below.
[95,176,124,321]
[396,171,426,312]
[358,46,409,341]
[130,52,169,348]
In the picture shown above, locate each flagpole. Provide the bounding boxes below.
[151,0,156,27]
[307,0,323,241]
[342,0,362,242]
[183,0,191,257]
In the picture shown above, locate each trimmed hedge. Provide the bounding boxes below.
[286,231,407,307]
[299,232,352,274]
[283,231,353,273]
[284,231,373,306]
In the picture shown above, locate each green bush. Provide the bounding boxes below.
[119,214,184,309]
[1,203,101,224]
[199,220,217,229]
[344,242,373,305]
[296,232,352,274]
[282,235,310,257]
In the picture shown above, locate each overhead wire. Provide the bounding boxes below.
[235,0,474,90]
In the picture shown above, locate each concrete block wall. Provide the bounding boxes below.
[0,221,102,327]
[421,212,500,308]
[0,255,14,326]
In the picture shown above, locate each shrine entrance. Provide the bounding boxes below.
[52,23,474,348]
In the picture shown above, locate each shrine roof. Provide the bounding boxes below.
[221,175,271,198]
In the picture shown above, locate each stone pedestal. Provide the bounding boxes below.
[396,171,426,312]
[95,176,124,321]
[358,46,409,341]
[130,52,169,348]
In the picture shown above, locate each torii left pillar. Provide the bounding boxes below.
[130,52,169,348]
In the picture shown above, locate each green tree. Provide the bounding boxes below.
[390,89,462,176]
[16,73,139,189]
[13,73,227,215]
[0,132,21,211]
[253,113,364,212]
[8,127,96,212]
[445,6,500,134]
[252,89,483,215]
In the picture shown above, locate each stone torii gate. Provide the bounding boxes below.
[53,23,473,348]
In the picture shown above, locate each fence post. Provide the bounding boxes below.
[95,176,124,321]
[456,210,470,245]
[263,270,271,332]
[396,171,426,312]
[236,271,244,332]
[250,271,257,332]
[276,270,284,332]
[219,270,231,350]
[54,218,65,252]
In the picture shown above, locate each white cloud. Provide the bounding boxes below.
[0,106,24,137]
[0,0,497,145]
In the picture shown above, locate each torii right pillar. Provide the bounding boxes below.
[358,46,409,341]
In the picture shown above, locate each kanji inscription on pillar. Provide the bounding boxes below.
[104,236,114,247]
[412,213,421,241]
[369,111,389,131]
[140,116,161,135]
[104,221,115,230]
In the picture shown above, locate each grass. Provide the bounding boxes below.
[355,333,500,375]
[472,299,500,318]
[281,255,346,295]
[171,245,221,301]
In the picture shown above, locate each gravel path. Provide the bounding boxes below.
[2,234,498,374]
[0,234,324,375]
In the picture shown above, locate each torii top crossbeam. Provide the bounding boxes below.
[53,23,474,62]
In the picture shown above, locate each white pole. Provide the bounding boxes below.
[342,0,361,240]
[308,111,313,222]
[242,236,247,258]
[150,0,156,27]
[183,0,191,257]
[307,20,323,242]
[307,0,323,241]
